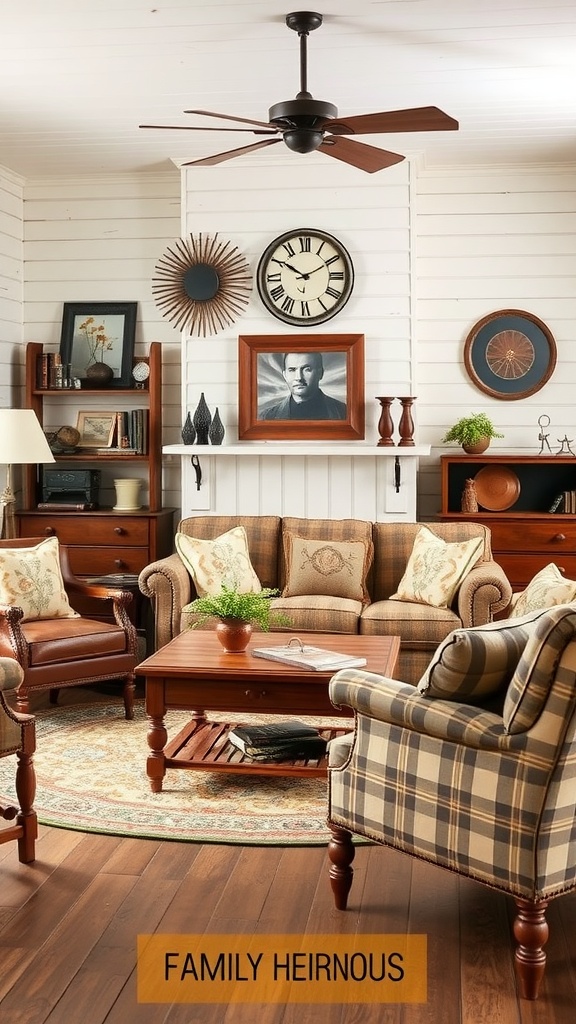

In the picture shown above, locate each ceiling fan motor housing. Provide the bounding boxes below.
[269,96,337,152]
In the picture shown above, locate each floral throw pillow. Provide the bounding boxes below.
[508,563,576,618]
[175,526,261,597]
[390,525,484,609]
[0,537,78,621]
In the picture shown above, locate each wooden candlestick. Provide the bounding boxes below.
[398,397,416,447]
[376,397,395,446]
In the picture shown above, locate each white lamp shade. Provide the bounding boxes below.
[0,409,56,464]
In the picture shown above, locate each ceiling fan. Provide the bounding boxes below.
[140,11,459,173]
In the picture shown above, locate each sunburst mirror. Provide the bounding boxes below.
[152,233,252,336]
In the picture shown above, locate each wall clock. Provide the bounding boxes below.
[463,309,557,400]
[152,233,252,337]
[256,228,354,327]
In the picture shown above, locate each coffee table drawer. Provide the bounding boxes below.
[164,678,352,718]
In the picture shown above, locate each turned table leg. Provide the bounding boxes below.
[146,713,168,793]
[513,897,549,1000]
[328,824,355,910]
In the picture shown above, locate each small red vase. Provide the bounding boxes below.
[215,619,252,653]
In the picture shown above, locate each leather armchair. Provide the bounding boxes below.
[0,538,138,718]
[0,656,36,862]
[327,604,576,1000]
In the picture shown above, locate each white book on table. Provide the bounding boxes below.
[251,643,367,672]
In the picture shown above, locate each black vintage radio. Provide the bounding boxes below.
[42,469,101,506]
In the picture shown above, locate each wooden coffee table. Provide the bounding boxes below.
[136,631,400,790]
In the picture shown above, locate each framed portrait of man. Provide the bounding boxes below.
[238,334,365,441]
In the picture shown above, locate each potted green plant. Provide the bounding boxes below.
[442,413,503,454]
[183,585,289,653]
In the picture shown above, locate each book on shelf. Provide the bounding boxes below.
[85,574,140,587]
[228,720,319,754]
[244,735,328,762]
[252,642,367,672]
[549,493,565,513]
[36,501,96,511]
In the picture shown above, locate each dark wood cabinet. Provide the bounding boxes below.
[439,454,576,589]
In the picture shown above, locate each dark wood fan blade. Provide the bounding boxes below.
[184,109,274,130]
[320,136,405,173]
[140,124,277,135]
[182,139,281,167]
[327,106,459,136]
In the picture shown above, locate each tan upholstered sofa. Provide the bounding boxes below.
[139,515,512,685]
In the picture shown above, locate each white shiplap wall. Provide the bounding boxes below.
[0,166,24,494]
[177,155,418,520]
[21,173,182,510]
[415,166,576,519]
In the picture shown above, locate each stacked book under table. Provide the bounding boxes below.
[228,721,328,762]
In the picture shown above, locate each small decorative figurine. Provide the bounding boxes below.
[537,414,552,454]
[556,435,576,456]
[461,478,479,513]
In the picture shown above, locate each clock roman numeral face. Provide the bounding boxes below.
[257,229,354,326]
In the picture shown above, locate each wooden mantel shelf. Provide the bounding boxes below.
[163,443,430,457]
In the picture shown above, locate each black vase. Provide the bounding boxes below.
[208,407,225,445]
[181,411,196,445]
[192,392,212,445]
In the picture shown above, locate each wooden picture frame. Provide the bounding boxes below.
[76,411,116,448]
[60,301,137,388]
[238,334,365,440]
[463,309,557,400]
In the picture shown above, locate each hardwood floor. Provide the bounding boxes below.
[1,689,575,1023]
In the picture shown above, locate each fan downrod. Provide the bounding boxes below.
[269,11,335,153]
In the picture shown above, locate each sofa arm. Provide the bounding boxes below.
[456,560,513,627]
[139,554,192,650]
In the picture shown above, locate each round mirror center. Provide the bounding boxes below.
[183,263,220,300]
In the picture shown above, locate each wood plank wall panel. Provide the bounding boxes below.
[21,173,182,512]
[0,167,24,496]
[414,167,576,521]
[179,157,415,520]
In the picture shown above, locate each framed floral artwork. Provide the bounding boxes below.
[59,301,137,388]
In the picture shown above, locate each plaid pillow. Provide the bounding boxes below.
[503,604,576,734]
[418,616,535,702]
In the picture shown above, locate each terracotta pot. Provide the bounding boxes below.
[462,438,490,454]
[215,618,252,653]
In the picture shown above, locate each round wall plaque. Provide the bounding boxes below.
[463,309,557,400]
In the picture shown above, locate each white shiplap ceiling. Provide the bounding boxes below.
[1,0,575,179]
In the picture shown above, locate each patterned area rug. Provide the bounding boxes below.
[0,701,348,845]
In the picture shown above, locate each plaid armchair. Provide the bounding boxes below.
[327,604,576,1000]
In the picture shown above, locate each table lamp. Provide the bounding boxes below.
[0,409,55,539]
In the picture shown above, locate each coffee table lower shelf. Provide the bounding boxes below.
[162,718,353,778]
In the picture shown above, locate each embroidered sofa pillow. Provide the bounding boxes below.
[508,563,576,618]
[175,526,261,597]
[0,537,78,621]
[390,525,483,609]
[282,534,373,603]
